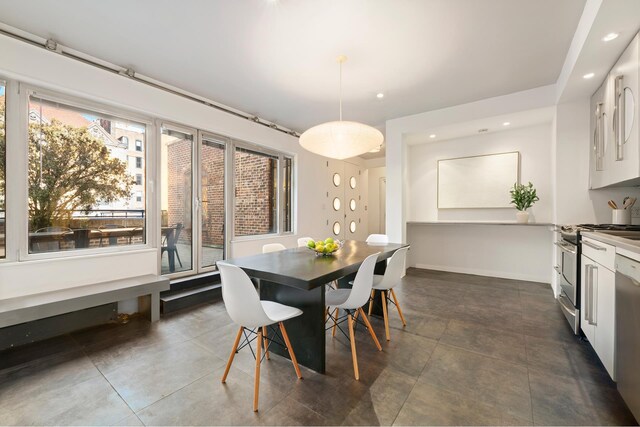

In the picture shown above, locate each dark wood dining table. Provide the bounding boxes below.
[222,240,409,373]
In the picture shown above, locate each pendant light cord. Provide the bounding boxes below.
[339,58,343,121]
[337,55,347,122]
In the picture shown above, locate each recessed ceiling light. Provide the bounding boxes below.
[603,33,619,42]
[429,134,436,139]
[503,122,511,126]
[376,93,384,99]
[583,73,595,79]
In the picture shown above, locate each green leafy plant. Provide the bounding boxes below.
[510,182,539,211]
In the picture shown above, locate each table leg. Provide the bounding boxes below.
[259,281,326,374]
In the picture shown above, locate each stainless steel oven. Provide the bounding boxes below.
[555,235,580,333]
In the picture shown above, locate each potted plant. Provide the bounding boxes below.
[510,182,539,223]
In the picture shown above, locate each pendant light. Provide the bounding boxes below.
[299,56,383,160]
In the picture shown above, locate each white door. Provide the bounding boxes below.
[379,177,386,234]
[344,163,364,241]
[327,160,345,240]
[594,264,616,379]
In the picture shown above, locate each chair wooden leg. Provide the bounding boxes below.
[221,326,243,383]
[381,291,391,341]
[331,308,339,337]
[358,308,382,351]
[347,313,359,380]
[390,289,407,327]
[368,290,375,316]
[279,322,303,379]
[262,326,270,360]
[253,329,262,412]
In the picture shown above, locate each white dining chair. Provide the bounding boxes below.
[366,234,389,245]
[368,246,410,341]
[326,253,382,380]
[297,237,314,247]
[262,243,286,253]
[218,262,303,412]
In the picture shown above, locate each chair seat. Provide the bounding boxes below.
[325,289,351,308]
[261,300,303,323]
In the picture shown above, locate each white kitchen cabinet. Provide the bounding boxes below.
[590,33,640,188]
[581,252,616,379]
[590,80,607,189]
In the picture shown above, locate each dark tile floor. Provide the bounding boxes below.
[0,268,637,426]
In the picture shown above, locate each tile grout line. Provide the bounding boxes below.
[68,332,147,426]
[388,317,448,426]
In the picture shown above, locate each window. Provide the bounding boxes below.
[234,147,278,237]
[135,139,142,152]
[27,95,146,253]
[282,156,293,233]
[135,174,143,185]
[0,82,5,259]
[120,136,129,145]
[135,157,142,169]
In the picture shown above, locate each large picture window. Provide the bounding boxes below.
[234,147,278,237]
[233,146,293,237]
[27,96,146,253]
[0,82,5,259]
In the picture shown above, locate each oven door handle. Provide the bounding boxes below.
[554,241,577,254]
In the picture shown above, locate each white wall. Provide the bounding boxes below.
[408,124,554,223]
[0,34,362,299]
[367,166,386,235]
[408,224,553,282]
[385,85,557,244]
[405,123,554,282]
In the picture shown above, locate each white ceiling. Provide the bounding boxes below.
[0,0,585,133]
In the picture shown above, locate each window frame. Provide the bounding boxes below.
[231,139,295,241]
[135,139,143,152]
[0,79,6,261]
[18,85,156,261]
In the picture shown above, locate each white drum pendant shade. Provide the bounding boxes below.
[299,120,383,160]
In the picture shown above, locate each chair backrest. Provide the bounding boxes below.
[217,262,273,329]
[167,223,183,248]
[263,243,286,253]
[342,252,380,309]
[297,237,313,247]
[366,234,389,245]
[378,247,409,290]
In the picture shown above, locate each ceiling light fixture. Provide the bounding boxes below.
[429,134,436,139]
[369,145,382,153]
[603,33,619,42]
[503,122,511,126]
[376,93,384,99]
[583,72,595,79]
[299,56,383,160]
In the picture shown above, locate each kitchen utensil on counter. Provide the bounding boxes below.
[613,209,632,224]
[608,200,618,209]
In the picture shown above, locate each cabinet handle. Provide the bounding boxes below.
[615,75,624,161]
[590,265,598,326]
[595,102,604,171]
[583,240,606,251]
[584,264,591,323]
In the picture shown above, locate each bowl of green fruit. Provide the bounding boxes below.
[306,238,342,256]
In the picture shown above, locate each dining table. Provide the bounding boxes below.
[222,240,409,373]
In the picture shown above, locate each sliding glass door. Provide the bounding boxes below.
[199,134,226,271]
[160,125,194,276]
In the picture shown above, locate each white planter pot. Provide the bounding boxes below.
[516,211,529,223]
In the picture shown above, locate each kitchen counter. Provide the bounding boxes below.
[581,231,640,260]
[407,221,555,227]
